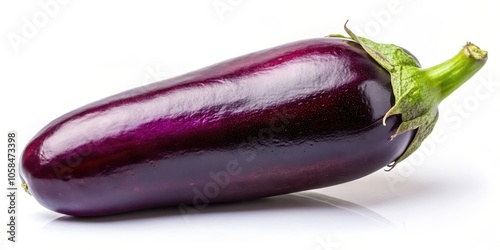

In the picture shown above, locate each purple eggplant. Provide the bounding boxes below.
[20,25,487,216]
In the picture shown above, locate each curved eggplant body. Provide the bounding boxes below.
[21,38,414,216]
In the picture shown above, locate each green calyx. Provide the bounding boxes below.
[330,22,488,165]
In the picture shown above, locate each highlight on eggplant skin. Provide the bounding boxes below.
[19,26,487,216]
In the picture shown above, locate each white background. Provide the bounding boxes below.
[1,0,499,249]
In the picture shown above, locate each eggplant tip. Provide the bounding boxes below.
[22,182,31,196]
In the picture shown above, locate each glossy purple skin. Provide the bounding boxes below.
[20,38,414,216]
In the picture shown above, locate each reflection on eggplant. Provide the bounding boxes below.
[42,192,393,228]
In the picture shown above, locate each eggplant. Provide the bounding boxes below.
[20,24,487,217]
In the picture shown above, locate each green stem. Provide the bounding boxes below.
[342,22,488,164]
[422,42,488,102]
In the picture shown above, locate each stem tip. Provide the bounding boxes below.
[464,42,488,61]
